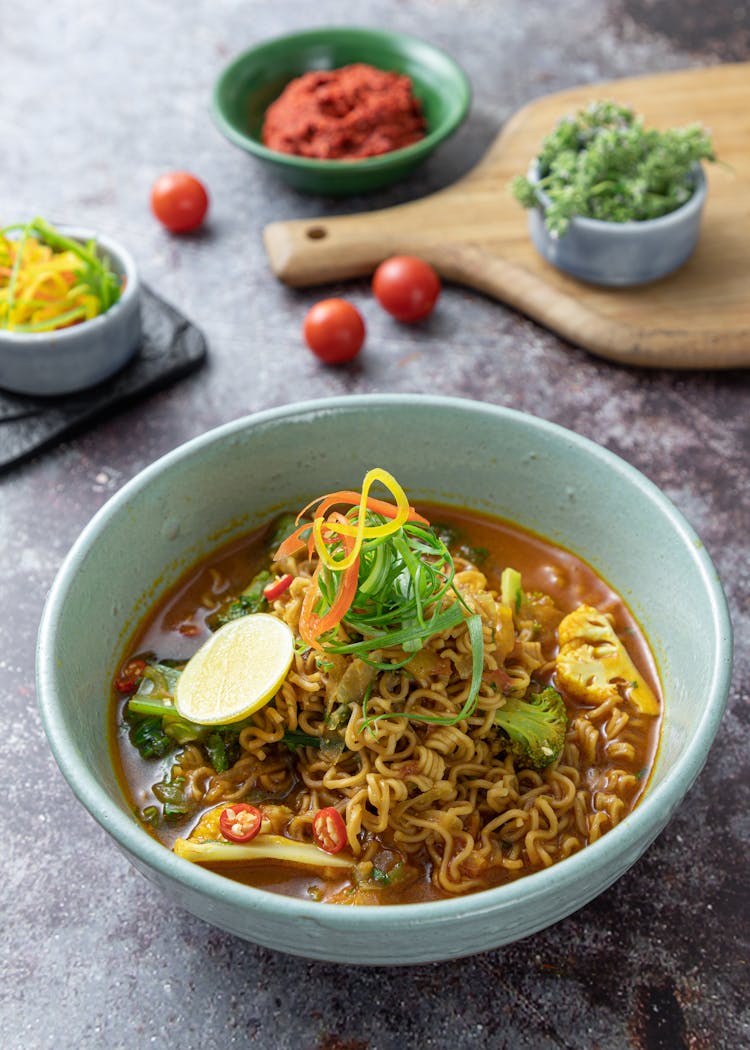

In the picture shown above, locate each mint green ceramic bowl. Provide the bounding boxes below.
[211,27,470,195]
[37,396,731,964]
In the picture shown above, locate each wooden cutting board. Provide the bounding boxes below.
[263,63,750,370]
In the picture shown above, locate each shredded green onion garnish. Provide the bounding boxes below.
[308,508,485,731]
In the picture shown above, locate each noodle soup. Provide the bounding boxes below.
[112,478,662,905]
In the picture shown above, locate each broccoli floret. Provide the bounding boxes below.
[494,687,568,770]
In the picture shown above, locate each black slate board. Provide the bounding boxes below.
[0,286,207,474]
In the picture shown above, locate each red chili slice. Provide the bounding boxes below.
[263,573,294,601]
[114,658,146,694]
[312,806,347,854]
[219,804,263,843]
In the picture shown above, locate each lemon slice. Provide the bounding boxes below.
[175,613,294,725]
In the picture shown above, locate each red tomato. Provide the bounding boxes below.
[312,807,348,854]
[303,299,365,365]
[372,255,441,322]
[219,804,263,843]
[150,172,209,233]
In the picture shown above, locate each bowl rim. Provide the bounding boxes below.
[529,161,707,234]
[36,394,733,932]
[211,25,472,172]
[0,223,139,346]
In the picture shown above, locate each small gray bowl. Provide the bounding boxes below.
[0,226,141,396]
[527,165,707,286]
[36,395,732,964]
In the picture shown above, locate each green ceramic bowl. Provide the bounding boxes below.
[37,396,732,964]
[211,27,471,195]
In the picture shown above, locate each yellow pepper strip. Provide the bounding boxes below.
[0,224,120,332]
[313,468,411,571]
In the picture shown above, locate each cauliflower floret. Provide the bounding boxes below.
[555,605,659,715]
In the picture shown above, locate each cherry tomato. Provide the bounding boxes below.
[150,172,209,233]
[312,806,348,854]
[372,255,441,322]
[303,299,365,364]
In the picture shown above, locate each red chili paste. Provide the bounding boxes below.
[261,63,426,160]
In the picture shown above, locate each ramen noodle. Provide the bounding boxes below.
[112,471,661,904]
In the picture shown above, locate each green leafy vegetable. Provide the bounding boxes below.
[319,517,463,657]
[511,100,715,236]
[206,730,242,773]
[299,507,485,732]
[267,513,308,553]
[127,661,182,717]
[282,729,323,752]
[126,659,246,772]
[370,861,405,886]
[213,569,272,626]
[152,774,195,821]
[129,716,172,760]
[281,728,347,763]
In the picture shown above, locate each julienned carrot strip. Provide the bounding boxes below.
[299,514,359,647]
[308,491,428,526]
[299,564,323,647]
[274,522,312,560]
[315,469,410,571]
[278,469,434,645]
[273,493,428,561]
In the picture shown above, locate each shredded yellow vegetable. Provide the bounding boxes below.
[312,467,411,571]
[0,218,121,333]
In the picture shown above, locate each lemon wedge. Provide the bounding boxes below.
[174,613,294,725]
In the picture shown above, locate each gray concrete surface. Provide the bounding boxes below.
[1,2,747,1048]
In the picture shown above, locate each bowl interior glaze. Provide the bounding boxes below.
[37,396,732,963]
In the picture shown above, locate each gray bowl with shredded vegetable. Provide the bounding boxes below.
[0,222,140,396]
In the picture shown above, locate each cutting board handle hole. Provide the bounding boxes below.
[306,226,328,241]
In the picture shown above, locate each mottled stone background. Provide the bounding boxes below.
[1,2,747,1048]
